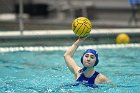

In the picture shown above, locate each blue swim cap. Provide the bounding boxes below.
[81,49,99,66]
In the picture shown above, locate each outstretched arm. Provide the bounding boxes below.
[97,74,117,87]
[64,37,87,75]
[97,74,110,83]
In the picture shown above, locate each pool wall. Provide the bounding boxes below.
[0,28,140,47]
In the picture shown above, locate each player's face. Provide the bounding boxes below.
[82,53,96,67]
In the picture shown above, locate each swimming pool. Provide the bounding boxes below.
[0,46,139,93]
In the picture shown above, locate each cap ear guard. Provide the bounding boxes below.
[94,56,99,66]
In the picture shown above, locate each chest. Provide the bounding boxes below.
[76,72,99,84]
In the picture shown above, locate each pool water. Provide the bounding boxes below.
[0,48,139,93]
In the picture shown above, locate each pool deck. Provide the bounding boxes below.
[0,28,140,47]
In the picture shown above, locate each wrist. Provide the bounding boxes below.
[79,36,87,41]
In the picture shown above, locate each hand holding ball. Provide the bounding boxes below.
[72,17,92,37]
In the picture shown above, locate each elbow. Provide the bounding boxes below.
[64,53,71,59]
[64,53,68,58]
[63,54,66,59]
[64,53,67,58]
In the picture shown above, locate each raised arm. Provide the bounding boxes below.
[64,37,86,75]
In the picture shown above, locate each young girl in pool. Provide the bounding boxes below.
[64,37,110,86]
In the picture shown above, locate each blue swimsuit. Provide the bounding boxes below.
[76,71,99,84]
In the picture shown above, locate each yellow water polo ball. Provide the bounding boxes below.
[116,33,130,44]
[72,17,92,37]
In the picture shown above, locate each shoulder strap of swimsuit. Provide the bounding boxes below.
[88,71,99,84]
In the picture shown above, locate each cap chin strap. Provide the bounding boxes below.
[79,66,94,73]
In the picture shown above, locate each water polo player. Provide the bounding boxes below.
[64,37,110,86]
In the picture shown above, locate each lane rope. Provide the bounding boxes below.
[0,43,140,52]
